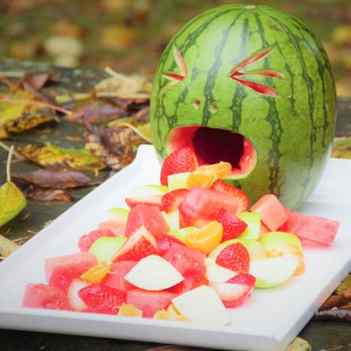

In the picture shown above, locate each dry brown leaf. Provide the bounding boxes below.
[0,234,19,257]
[25,188,73,202]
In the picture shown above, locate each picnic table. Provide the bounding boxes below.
[1,60,351,351]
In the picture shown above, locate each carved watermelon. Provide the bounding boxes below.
[150,5,336,209]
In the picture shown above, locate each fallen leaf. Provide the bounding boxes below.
[336,274,351,296]
[13,169,95,189]
[21,72,51,91]
[106,96,149,111]
[6,113,56,134]
[0,146,27,227]
[67,101,127,124]
[286,337,312,351]
[332,137,351,158]
[101,25,137,50]
[94,68,151,99]
[25,188,73,202]
[0,234,19,258]
[332,25,351,46]
[17,143,106,172]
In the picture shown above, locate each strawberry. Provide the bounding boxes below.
[161,189,189,213]
[216,242,250,273]
[212,180,249,214]
[114,227,158,261]
[79,284,126,315]
[216,208,247,241]
[160,147,198,185]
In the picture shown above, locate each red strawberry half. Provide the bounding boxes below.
[216,242,250,273]
[216,209,247,241]
[114,226,158,261]
[160,147,198,185]
[212,180,249,214]
[161,189,189,213]
[79,284,126,315]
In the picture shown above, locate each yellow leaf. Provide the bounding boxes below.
[286,337,311,351]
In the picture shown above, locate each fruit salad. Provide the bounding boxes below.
[22,147,340,326]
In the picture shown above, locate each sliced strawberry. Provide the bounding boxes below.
[212,180,249,214]
[161,189,189,213]
[216,208,247,241]
[79,284,126,315]
[114,226,158,261]
[78,228,115,252]
[212,273,256,308]
[179,188,239,227]
[125,204,169,237]
[160,147,198,185]
[216,242,250,273]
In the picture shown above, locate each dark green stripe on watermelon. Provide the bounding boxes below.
[150,5,336,209]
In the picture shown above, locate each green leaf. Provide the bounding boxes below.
[0,181,27,227]
[18,143,106,172]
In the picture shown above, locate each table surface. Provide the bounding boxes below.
[1,60,351,351]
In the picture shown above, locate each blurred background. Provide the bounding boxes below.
[0,0,350,96]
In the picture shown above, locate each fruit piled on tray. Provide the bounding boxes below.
[23,147,340,325]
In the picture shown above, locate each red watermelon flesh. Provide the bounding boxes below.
[79,284,126,315]
[46,252,97,292]
[126,289,176,318]
[78,228,115,252]
[251,194,288,231]
[179,188,239,226]
[22,284,70,310]
[162,242,206,279]
[280,211,339,246]
[125,204,169,237]
[98,220,126,236]
[104,261,137,291]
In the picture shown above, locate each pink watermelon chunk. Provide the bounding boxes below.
[280,211,339,246]
[46,252,97,291]
[251,194,289,231]
[126,289,176,318]
[125,204,169,237]
[104,261,137,291]
[22,284,70,310]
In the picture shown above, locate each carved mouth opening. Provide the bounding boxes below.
[168,126,257,179]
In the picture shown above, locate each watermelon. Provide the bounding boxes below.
[46,252,97,291]
[150,5,336,209]
[23,284,70,310]
[280,211,339,246]
[104,261,137,291]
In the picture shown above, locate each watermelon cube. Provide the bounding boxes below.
[251,194,288,231]
[280,211,339,246]
[45,252,97,291]
[22,284,70,310]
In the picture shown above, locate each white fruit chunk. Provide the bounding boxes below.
[172,285,230,326]
[125,254,184,291]
[250,255,299,288]
[167,172,191,191]
[205,258,237,283]
[67,279,88,311]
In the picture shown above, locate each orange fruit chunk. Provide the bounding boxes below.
[185,221,223,255]
[187,172,216,188]
[118,303,143,317]
[80,263,110,284]
[153,304,187,321]
[197,162,232,179]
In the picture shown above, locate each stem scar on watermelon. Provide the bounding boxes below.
[168,126,257,179]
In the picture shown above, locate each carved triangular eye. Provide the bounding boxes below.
[163,48,188,82]
[230,48,283,97]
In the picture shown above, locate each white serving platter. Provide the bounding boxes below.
[0,145,350,351]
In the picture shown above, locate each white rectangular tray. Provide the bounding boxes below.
[0,145,350,351]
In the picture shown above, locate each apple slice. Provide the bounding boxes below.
[250,255,299,288]
[89,236,127,263]
[125,255,184,291]
[167,172,191,191]
[211,273,256,308]
[125,185,168,208]
[172,285,230,326]
[67,279,88,311]
[205,258,237,283]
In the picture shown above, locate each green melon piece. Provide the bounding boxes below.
[238,212,261,240]
[150,4,336,209]
[89,236,126,263]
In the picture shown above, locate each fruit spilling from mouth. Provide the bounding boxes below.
[23,147,340,326]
